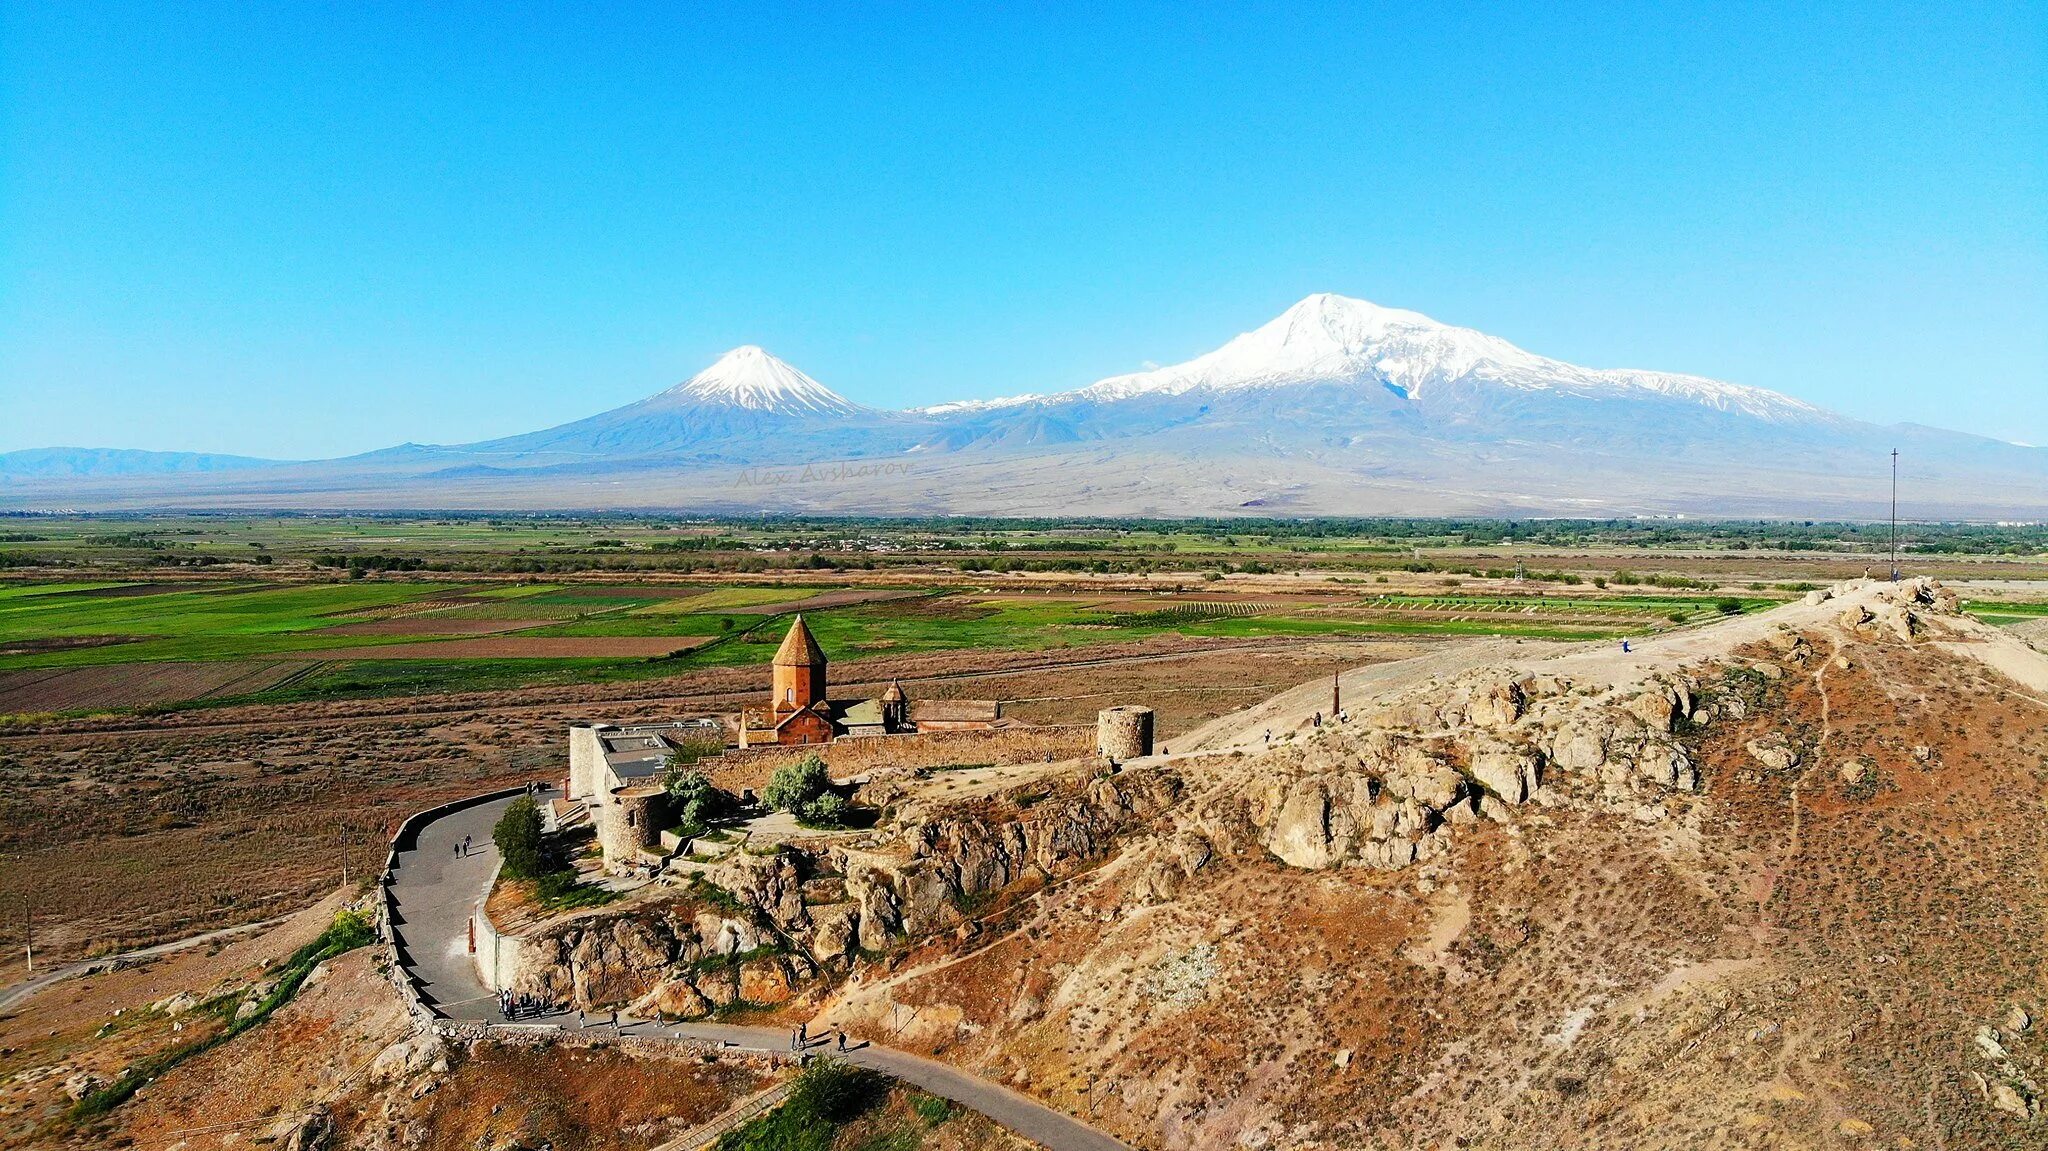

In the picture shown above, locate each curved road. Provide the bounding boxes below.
[387,792,1132,1151]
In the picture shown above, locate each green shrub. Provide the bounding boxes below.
[764,754,853,825]
[714,1059,885,1151]
[910,1091,955,1126]
[800,792,850,828]
[763,754,830,811]
[664,767,735,830]
[1716,597,1745,614]
[493,796,548,879]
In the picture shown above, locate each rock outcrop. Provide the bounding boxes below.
[1240,664,1708,870]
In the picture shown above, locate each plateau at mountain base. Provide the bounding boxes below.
[7,573,2047,1150]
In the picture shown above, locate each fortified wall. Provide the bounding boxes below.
[703,724,1096,793]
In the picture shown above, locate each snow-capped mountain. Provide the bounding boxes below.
[663,345,867,416]
[8,295,2044,517]
[956,293,1828,425]
[415,345,905,469]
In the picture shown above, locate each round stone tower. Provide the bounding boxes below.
[1097,705,1155,760]
[599,784,667,870]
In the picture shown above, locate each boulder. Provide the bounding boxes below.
[1468,739,1541,804]
[1466,678,1525,728]
[151,991,200,1017]
[739,958,794,1005]
[1263,779,1354,869]
[280,1109,333,1151]
[636,978,715,1020]
[1626,689,1678,733]
[806,902,860,963]
[710,850,810,934]
[1551,722,1609,772]
[1745,737,1799,772]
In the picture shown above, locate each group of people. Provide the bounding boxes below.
[790,1020,851,1052]
[451,834,472,858]
[497,988,555,1020]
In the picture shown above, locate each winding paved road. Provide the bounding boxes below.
[386,791,1133,1151]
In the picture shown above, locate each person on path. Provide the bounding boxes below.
[576,1008,585,1028]
[1263,729,1271,746]
[1621,639,1632,654]
[836,1029,847,1052]
[610,1009,620,1033]
[463,835,472,853]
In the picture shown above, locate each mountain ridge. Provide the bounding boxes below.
[5,293,2042,518]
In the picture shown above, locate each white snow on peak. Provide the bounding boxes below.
[664,346,865,416]
[911,393,1047,416]
[1067,293,1824,422]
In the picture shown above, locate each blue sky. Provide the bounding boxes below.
[2,2,2043,457]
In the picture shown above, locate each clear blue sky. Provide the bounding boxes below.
[2,2,2043,457]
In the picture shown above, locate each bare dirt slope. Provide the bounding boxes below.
[805,578,2048,1149]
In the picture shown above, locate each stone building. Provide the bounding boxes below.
[738,616,1003,747]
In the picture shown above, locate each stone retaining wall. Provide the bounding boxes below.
[703,725,1095,792]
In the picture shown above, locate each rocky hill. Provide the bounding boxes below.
[497,577,2048,1149]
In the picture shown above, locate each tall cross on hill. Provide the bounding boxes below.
[1890,448,1900,582]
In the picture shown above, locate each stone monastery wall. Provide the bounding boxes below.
[705,724,1095,792]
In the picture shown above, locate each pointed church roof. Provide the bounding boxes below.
[773,614,828,667]
[881,678,906,702]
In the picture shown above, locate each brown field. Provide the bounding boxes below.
[723,587,929,614]
[316,616,547,636]
[281,635,712,659]
[0,633,1445,976]
[0,661,311,713]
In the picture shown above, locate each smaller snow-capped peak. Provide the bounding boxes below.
[664,346,865,416]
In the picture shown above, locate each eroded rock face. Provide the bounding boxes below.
[1241,663,1713,870]
[510,903,788,1014]
[1819,577,1962,644]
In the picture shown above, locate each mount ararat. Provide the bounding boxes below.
[7,294,2043,518]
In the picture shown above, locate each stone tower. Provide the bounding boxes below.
[880,678,908,730]
[1097,705,1155,760]
[772,614,828,714]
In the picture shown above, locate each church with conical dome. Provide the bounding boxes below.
[738,615,1001,748]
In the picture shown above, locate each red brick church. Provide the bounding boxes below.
[737,615,1002,748]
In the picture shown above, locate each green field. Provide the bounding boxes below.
[4,511,2037,716]
[0,574,1797,715]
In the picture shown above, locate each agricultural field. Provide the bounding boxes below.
[3,512,2045,718]
[0,573,1789,718]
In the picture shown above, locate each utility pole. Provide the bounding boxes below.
[1890,448,1900,582]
